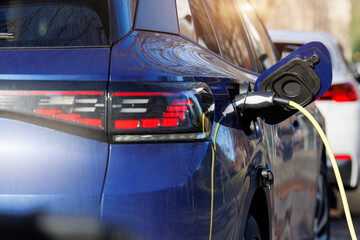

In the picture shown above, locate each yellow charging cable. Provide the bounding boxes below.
[208,122,221,240]
[208,98,356,240]
[289,100,357,240]
[209,146,215,240]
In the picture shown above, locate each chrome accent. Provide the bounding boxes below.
[120,108,147,113]
[74,107,96,112]
[122,99,149,104]
[0,32,15,40]
[113,133,207,142]
[75,99,97,104]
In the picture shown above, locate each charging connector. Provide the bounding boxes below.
[232,89,296,125]
[233,91,276,119]
[231,91,357,240]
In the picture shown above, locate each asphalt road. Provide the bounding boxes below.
[331,217,360,239]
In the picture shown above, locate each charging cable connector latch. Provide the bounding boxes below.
[261,168,274,189]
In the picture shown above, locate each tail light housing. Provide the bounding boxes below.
[335,155,352,162]
[0,84,106,141]
[109,82,213,143]
[318,83,358,102]
[0,82,213,143]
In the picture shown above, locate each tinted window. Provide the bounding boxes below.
[0,0,109,47]
[176,0,196,42]
[204,0,252,70]
[239,1,277,71]
[176,0,220,54]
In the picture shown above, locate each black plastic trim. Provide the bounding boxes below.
[238,167,272,240]
[328,160,352,188]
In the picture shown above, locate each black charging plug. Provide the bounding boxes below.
[232,91,291,126]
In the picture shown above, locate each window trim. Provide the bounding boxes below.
[200,0,224,57]
[177,32,261,79]
[239,3,279,73]
[202,0,259,73]
[176,0,221,55]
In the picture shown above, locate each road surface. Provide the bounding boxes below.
[331,217,360,239]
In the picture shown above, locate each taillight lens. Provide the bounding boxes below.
[335,155,352,161]
[0,82,213,143]
[109,83,213,143]
[0,89,106,140]
[318,83,358,102]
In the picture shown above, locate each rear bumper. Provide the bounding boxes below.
[316,100,360,188]
[327,160,353,189]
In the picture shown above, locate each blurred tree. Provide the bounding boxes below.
[351,0,360,61]
[250,0,352,61]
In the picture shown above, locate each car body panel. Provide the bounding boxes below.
[290,105,324,238]
[0,119,108,215]
[101,120,268,240]
[135,0,179,34]
[0,48,111,214]
[0,48,110,81]
[270,117,295,239]
[109,31,252,81]
[104,36,260,237]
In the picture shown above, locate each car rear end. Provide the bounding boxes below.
[0,1,243,239]
[0,0,116,214]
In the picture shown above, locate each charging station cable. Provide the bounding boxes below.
[208,94,357,239]
[208,120,221,240]
[276,98,357,240]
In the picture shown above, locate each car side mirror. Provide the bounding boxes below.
[237,41,332,125]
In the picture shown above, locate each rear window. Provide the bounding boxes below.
[0,0,110,47]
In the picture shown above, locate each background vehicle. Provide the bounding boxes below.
[269,30,360,192]
[0,0,329,239]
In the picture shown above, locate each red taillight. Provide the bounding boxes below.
[110,93,195,130]
[109,83,213,142]
[163,112,185,120]
[167,106,188,112]
[161,118,179,127]
[55,114,82,121]
[335,155,352,161]
[318,83,358,102]
[115,120,139,129]
[0,90,105,129]
[35,109,61,116]
[141,119,160,128]
[75,119,102,127]
[0,83,213,143]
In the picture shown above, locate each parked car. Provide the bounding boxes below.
[0,1,330,239]
[269,30,360,191]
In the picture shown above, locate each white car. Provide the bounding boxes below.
[270,30,360,190]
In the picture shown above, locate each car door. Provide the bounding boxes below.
[203,0,289,238]
[236,1,299,239]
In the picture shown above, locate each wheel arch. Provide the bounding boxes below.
[238,167,272,240]
[249,187,271,240]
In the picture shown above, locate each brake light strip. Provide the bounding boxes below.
[0,91,104,95]
[113,92,180,96]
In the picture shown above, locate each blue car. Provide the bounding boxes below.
[0,0,330,239]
